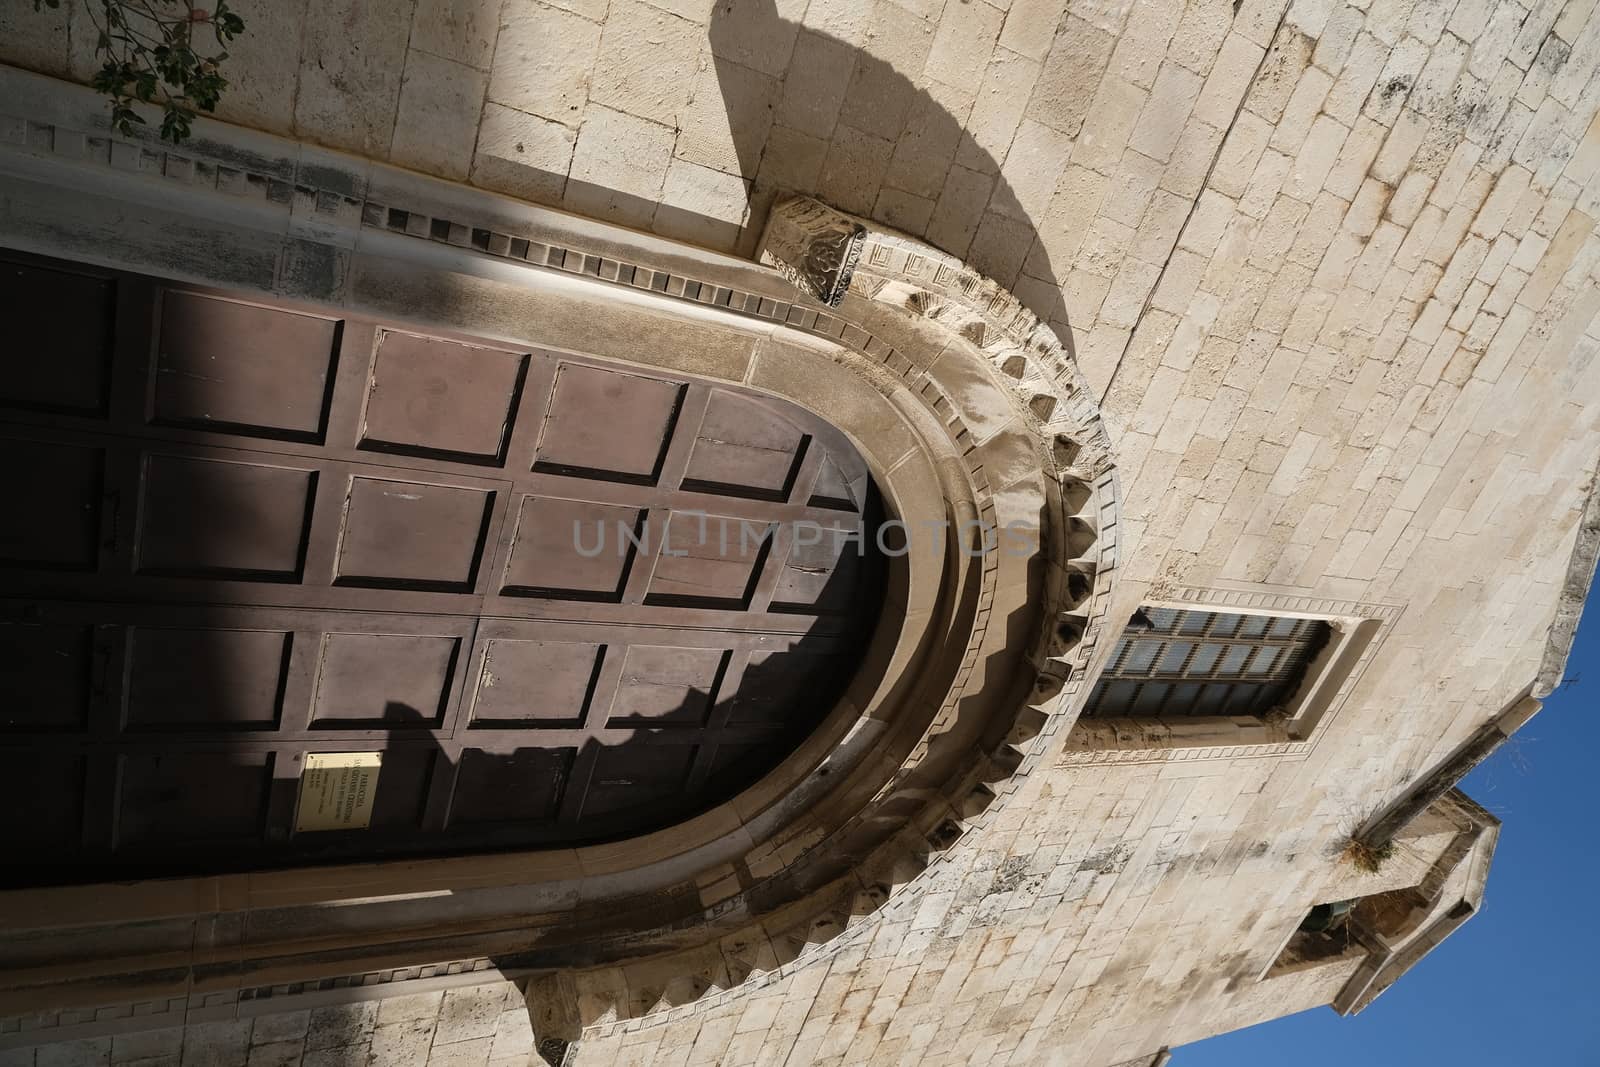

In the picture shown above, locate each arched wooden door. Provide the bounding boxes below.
[0,250,884,887]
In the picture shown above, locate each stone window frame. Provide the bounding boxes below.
[1060,585,1402,765]
[1081,607,1333,720]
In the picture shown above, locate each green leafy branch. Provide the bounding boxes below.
[32,0,245,144]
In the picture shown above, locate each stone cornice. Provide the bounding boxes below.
[1535,466,1600,696]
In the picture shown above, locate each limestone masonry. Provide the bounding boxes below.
[0,0,1596,1063]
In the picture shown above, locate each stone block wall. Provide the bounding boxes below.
[0,986,534,1067]
[1,0,1597,1063]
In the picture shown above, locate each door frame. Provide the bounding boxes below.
[0,64,1120,1039]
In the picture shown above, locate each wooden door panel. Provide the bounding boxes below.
[449,747,571,829]
[151,289,341,442]
[810,453,868,511]
[0,601,479,741]
[0,258,117,417]
[117,749,276,847]
[608,645,728,727]
[651,511,774,605]
[310,632,464,728]
[498,494,644,601]
[533,362,683,482]
[124,626,291,731]
[0,751,86,855]
[0,621,95,731]
[769,514,872,614]
[358,328,529,464]
[583,744,695,819]
[466,637,603,728]
[681,389,808,499]
[1,438,105,572]
[0,248,885,885]
[332,475,498,592]
[135,453,317,581]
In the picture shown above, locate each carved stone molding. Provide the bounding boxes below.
[507,201,1128,1045]
[846,211,1121,705]
[757,196,864,307]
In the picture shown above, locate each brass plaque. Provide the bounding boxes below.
[295,752,382,832]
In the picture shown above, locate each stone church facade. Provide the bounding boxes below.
[0,0,1595,1063]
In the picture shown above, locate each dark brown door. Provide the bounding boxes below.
[0,250,883,886]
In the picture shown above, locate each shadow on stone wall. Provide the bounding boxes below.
[702,0,1071,346]
[0,1,1075,359]
[540,0,1075,356]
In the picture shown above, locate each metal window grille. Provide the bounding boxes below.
[1082,607,1332,719]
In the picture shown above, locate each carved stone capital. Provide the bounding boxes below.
[756,196,865,307]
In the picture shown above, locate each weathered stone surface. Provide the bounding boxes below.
[471,102,577,205]
[883,90,967,201]
[111,1028,182,1062]
[174,1021,250,1067]
[757,124,831,193]
[410,0,505,69]
[305,1003,378,1052]
[433,988,505,1047]
[243,1040,302,1067]
[293,0,412,157]
[674,59,778,177]
[587,0,704,127]
[927,163,998,257]
[1028,16,1117,138]
[565,105,677,227]
[248,1012,308,1046]
[835,6,934,142]
[956,47,1043,173]
[200,0,306,135]
[377,993,444,1026]
[5,0,1600,1062]
[656,157,751,251]
[300,1045,369,1067]
[817,123,895,217]
[706,0,806,76]
[35,1038,111,1066]
[369,1019,436,1067]
[769,29,853,144]
[488,0,601,125]
[922,0,1004,89]
[391,51,489,180]
[0,1,69,79]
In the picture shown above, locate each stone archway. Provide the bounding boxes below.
[0,75,1122,1047]
[517,197,1123,1046]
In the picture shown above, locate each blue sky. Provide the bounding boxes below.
[1179,595,1600,1066]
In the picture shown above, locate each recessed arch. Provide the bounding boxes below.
[0,90,1122,1042]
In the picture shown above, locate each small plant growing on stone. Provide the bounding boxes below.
[31,0,244,144]
[1343,838,1395,873]
[1261,704,1292,728]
